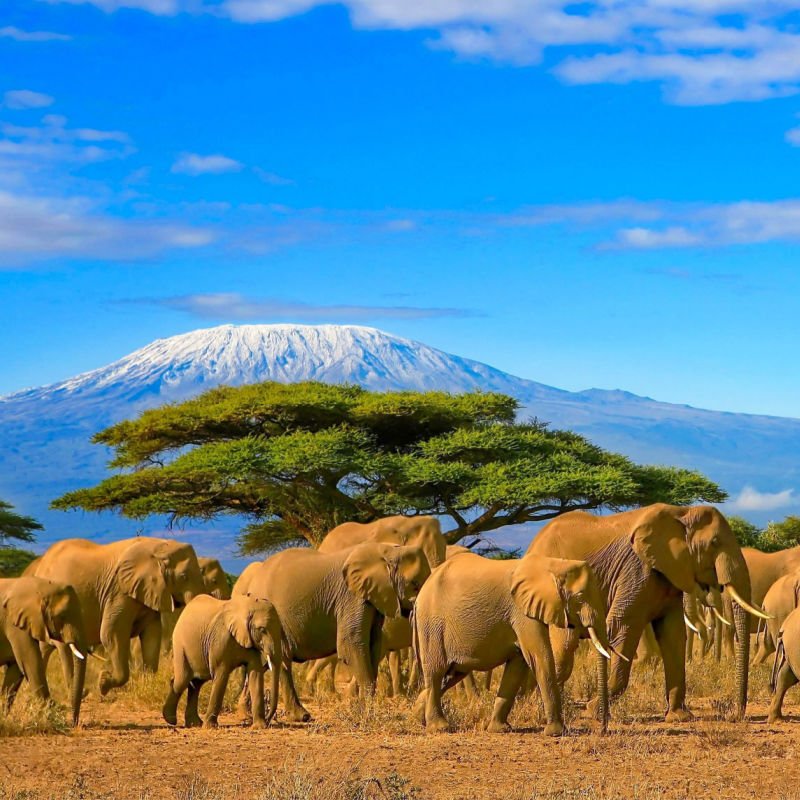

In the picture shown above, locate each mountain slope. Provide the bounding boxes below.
[2,323,799,561]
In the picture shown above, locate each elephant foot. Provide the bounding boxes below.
[485,719,512,734]
[185,716,203,728]
[412,693,427,726]
[665,708,693,723]
[98,672,114,697]
[544,721,564,737]
[203,719,219,729]
[426,715,450,734]
[162,707,178,727]
[768,711,785,725]
[250,718,267,730]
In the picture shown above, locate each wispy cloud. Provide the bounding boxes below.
[36,1,800,106]
[729,486,797,512]
[0,26,71,42]
[3,89,54,110]
[131,292,482,321]
[172,152,244,175]
[0,190,214,267]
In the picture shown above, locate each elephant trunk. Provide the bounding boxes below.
[595,645,609,733]
[717,552,752,720]
[70,650,86,727]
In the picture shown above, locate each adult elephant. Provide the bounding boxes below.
[0,577,89,726]
[527,504,767,721]
[308,515,447,695]
[413,552,615,734]
[28,537,205,695]
[234,541,430,721]
[319,515,446,570]
[198,558,231,600]
[719,545,800,659]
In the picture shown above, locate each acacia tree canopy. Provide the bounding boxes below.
[0,500,42,547]
[52,382,726,554]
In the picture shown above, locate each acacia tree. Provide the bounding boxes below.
[52,382,726,554]
[0,499,42,577]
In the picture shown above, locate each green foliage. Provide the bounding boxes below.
[759,516,800,552]
[0,500,42,546]
[0,547,38,577]
[727,516,763,549]
[52,381,726,554]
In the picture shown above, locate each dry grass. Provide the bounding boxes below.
[0,689,69,737]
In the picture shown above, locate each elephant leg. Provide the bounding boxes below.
[714,617,723,662]
[487,655,529,733]
[139,618,162,674]
[653,607,691,722]
[484,669,493,691]
[408,657,420,691]
[235,665,252,722]
[99,621,132,696]
[281,661,312,723]
[388,650,405,697]
[10,633,49,704]
[769,661,798,723]
[203,667,231,728]
[520,620,564,736]
[686,626,695,663]
[460,671,478,699]
[163,652,191,726]
[185,678,204,728]
[1,663,24,711]
[423,667,450,733]
[248,665,267,729]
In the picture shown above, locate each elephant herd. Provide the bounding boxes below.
[6,503,800,736]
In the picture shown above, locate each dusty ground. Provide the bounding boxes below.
[3,655,800,799]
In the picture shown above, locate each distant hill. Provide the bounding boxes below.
[2,323,798,567]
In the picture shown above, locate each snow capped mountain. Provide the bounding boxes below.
[2,323,800,563]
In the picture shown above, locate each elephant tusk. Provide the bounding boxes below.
[684,614,700,634]
[68,643,85,661]
[610,645,630,663]
[587,627,611,660]
[170,595,176,613]
[89,650,107,662]
[725,585,773,621]
[266,655,273,671]
[712,607,733,627]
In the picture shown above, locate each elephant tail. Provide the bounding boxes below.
[771,636,786,693]
[410,604,422,677]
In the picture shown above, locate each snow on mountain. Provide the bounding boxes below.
[2,323,799,563]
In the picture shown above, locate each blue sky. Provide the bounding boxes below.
[3,1,800,416]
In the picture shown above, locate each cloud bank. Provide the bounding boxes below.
[729,486,797,512]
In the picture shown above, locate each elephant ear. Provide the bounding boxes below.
[223,597,254,649]
[343,544,401,619]
[117,543,172,612]
[630,508,696,594]
[2,583,48,641]
[510,556,570,628]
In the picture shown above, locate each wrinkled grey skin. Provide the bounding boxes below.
[0,577,89,726]
[198,557,231,600]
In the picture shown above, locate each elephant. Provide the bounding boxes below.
[198,558,231,600]
[754,571,800,664]
[768,606,800,723]
[234,541,431,721]
[0,577,89,726]
[162,593,282,729]
[412,551,615,735]
[307,538,462,697]
[527,504,768,721]
[27,537,205,695]
[719,545,800,659]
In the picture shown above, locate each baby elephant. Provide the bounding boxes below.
[163,594,282,729]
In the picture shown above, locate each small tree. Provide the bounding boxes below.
[0,499,42,577]
[727,516,763,549]
[52,382,726,555]
[760,516,800,552]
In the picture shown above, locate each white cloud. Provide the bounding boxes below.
[35,1,800,106]
[729,486,798,512]
[0,189,214,266]
[0,26,72,42]
[134,291,481,320]
[4,89,55,110]
[172,153,244,175]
